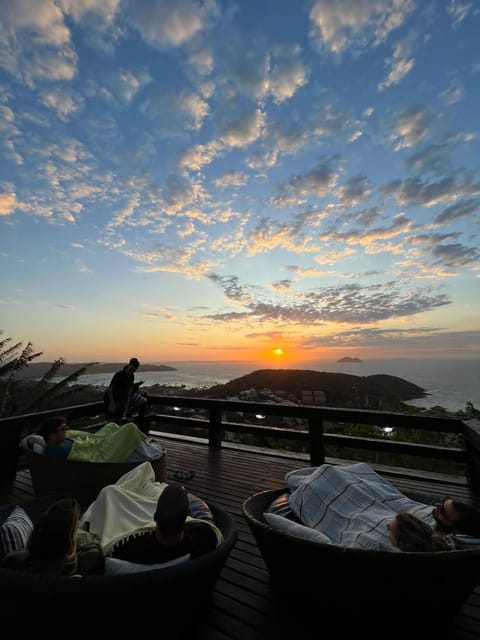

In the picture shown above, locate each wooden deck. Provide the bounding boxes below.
[2,432,480,639]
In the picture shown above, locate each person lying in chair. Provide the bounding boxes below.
[40,416,74,459]
[38,415,164,463]
[110,483,218,564]
[2,498,80,575]
[388,511,451,552]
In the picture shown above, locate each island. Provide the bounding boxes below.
[338,357,363,362]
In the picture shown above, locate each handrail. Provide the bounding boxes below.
[0,394,476,483]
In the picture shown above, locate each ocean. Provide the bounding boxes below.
[62,357,480,413]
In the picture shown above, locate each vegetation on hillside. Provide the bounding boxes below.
[0,331,100,418]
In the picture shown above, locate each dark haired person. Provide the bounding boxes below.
[433,497,480,539]
[40,415,73,458]
[111,483,218,564]
[104,357,147,421]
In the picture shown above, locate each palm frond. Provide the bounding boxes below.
[21,362,98,412]
[0,341,22,364]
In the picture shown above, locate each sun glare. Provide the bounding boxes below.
[273,348,284,356]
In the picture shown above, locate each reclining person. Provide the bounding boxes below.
[111,483,218,564]
[2,498,80,575]
[39,416,164,463]
[282,462,479,551]
[80,461,223,559]
[388,511,451,552]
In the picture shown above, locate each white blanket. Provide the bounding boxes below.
[80,462,223,555]
[286,463,435,551]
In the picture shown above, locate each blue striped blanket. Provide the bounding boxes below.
[286,463,436,551]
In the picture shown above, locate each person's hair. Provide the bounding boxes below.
[395,511,451,552]
[450,500,480,536]
[129,357,140,369]
[154,483,189,536]
[39,416,67,441]
[28,498,80,564]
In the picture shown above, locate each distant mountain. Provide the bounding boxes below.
[14,362,177,379]
[197,369,426,406]
[338,357,362,362]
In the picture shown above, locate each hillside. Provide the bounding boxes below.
[196,369,426,407]
[13,362,177,379]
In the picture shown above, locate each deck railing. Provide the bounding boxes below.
[1,395,480,490]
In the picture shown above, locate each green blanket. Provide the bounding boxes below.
[67,422,149,463]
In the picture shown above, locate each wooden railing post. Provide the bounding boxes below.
[208,407,224,448]
[308,416,325,466]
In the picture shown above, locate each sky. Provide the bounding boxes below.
[0,0,479,366]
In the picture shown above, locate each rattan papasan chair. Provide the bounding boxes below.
[0,491,237,636]
[22,434,167,495]
[242,488,480,637]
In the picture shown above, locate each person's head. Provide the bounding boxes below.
[388,511,451,552]
[433,498,480,536]
[28,498,80,562]
[125,357,140,374]
[154,483,189,539]
[40,416,68,445]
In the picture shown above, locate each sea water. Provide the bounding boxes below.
[60,357,480,413]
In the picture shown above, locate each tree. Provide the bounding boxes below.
[0,331,97,417]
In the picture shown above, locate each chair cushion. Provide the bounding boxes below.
[21,434,46,454]
[0,506,34,560]
[263,512,332,544]
[104,554,190,575]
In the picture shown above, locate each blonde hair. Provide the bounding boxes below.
[395,511,451,552]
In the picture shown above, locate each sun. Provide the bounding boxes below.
[273,347,284,357]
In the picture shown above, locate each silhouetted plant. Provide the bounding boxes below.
[0,330,97,417]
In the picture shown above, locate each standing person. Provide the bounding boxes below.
[104,357,144,420]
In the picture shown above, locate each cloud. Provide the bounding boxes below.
[382,175,480,207]
[214,171,247,189]
[309,0,414,54]
[177,140,222,171]
[300,327,480,349]
[206,274,450,325]
[434,199,479,224]
[378,40,415,91]
[125,0,216,49]
[269,45,308,103]
[41,90,84,121]
[389,105,436,150]
[440,81,465,105]
[280,158,340,198]
[336,174,372,207]
[0,0,78,86]
[430,243,480,268]
[446,0,474,27]
[220,109,265,148]
[0,192,16,216]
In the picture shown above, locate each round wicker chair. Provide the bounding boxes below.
[242,488,480,632]
[24,446,167,496]
[0,493,237,635]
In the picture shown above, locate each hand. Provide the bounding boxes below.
[138,380,144,386]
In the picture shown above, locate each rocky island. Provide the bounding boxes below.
[338,357,363,362]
